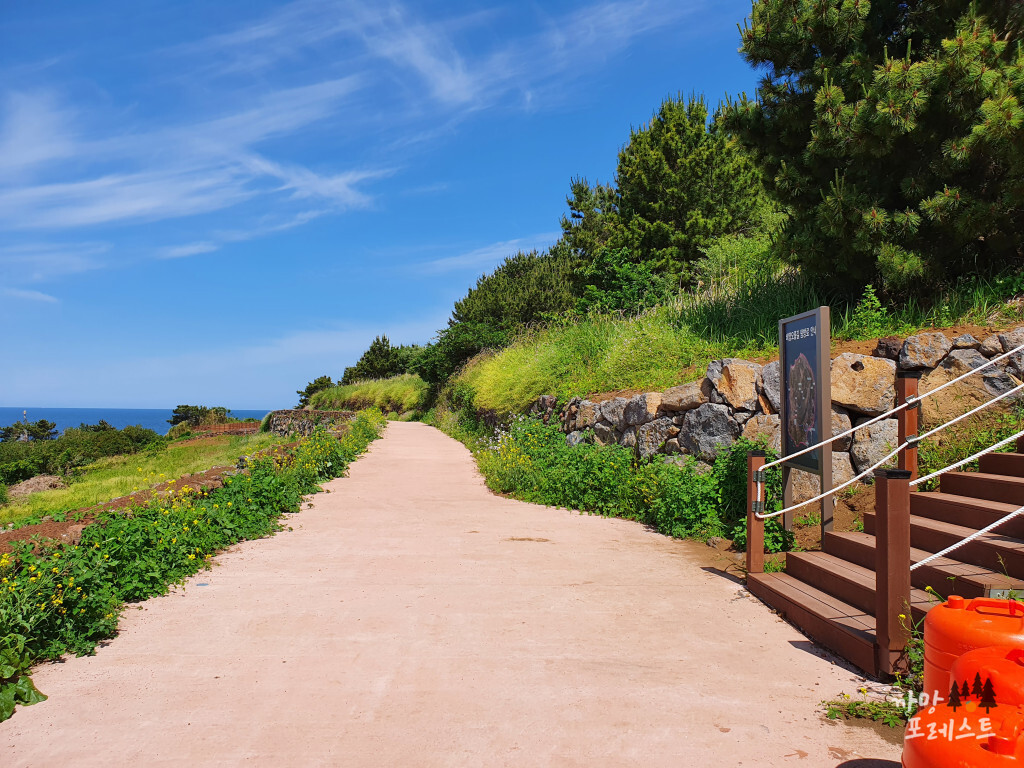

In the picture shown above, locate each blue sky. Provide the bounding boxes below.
[0,0,759,409]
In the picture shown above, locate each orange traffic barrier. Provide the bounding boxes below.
[923,597,1024,705]
[949,647,1024,708]
[903,703,1024,766]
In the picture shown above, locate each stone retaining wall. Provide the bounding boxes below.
[530,326,1024,495]
[266,410,356,438]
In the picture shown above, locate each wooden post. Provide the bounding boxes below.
[875,468,912,677]
[896,371,920,484]
[747,451,766,575]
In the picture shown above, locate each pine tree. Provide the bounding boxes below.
[980,677,998,713]
[723,1,1024,290]
[973,672,985,699]
[948,680,963,711]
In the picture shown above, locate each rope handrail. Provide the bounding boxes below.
[754,441,906,519]
[910,504,1024,571]
[759,337,1024,474]
[752,337,1024,519]
[911,426,1024,486]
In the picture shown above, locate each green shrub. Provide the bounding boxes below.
[258,413,272,433]
[469,415,791,548]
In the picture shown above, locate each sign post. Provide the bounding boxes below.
[778,307,832,536]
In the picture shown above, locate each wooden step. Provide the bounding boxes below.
[747,571,877,675]
[980,452,1024,478]
[785,551,934,622]
[909,492,1024,538]
[824,530,1024,599]
[860,514,1024,578]
[940,472,1024,506]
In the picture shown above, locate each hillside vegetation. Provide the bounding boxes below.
[309,374,429,416]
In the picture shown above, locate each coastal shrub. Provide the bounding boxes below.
[0,484,7,506]
[472,415,789,547]
[0,423,165,484]
[0,409,386,721]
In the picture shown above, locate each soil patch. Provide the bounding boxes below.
[8,475,66,500]
[793,483,875,552]
[0,465,236,555]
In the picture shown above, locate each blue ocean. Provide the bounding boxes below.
[0,407,273,437]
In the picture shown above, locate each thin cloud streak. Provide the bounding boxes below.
[1,287,59,303]
[417,232,561,275]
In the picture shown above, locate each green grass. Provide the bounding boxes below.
[309,373,430,414]
[0,433,285,527]
[457,305,768,413]
[451,269,1024,415]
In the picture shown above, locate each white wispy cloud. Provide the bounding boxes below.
[1,287,59,303]
[0,91,78,177]
[416,232,561,275]
[179,0,696,112]
[0,78,374,233]
[159,242,219,259]
[0,242,108,283]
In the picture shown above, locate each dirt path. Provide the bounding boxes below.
[2,422,902,766]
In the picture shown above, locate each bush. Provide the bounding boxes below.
[472,415,791,548]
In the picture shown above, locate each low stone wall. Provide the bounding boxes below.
[191,422,261,436]
[266,410,356,438]
[530,326,1024,495]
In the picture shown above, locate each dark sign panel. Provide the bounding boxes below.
[780,308,828,473]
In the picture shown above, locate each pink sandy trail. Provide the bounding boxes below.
[2,421,902,766]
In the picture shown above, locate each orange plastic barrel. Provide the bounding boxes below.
[903,704,1024,767]
[923,597,1024,704]
[950,647,1024,708]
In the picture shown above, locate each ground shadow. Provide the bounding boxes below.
[836,760,900,768]
[700,564,745,585]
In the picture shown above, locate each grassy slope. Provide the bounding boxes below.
[1,433,284,525]
[310,373,429,414]
[455,278,1024,414]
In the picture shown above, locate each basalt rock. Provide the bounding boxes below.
[899,332,952,370]
[637,418,674,459]
[680,403,740,462]
[831,353,896,417]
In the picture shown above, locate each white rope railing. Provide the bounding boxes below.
[755,442,907,519]
[910,504,1024,571]
[752,338,1024,520]
[911,426,1024,486]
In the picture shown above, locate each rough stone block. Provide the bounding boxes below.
[760,360,781,413]
[952,334,980,350]
[850,418,899,475]
[831,353,896,416]
[679,403,740,462]
[660,381,708,412]
[575,400,600,430]
[623,393,659,427]
[637,418,674,459]
[898,332,952,370]
[707,358,762,411]
[740,413,781,454]
[593,422,615,446]
[600,397,628,428]
[873,336,903,360]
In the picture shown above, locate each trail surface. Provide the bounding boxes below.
[3,421,901,766]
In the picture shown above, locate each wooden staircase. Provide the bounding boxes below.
[746,442,1024,677]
